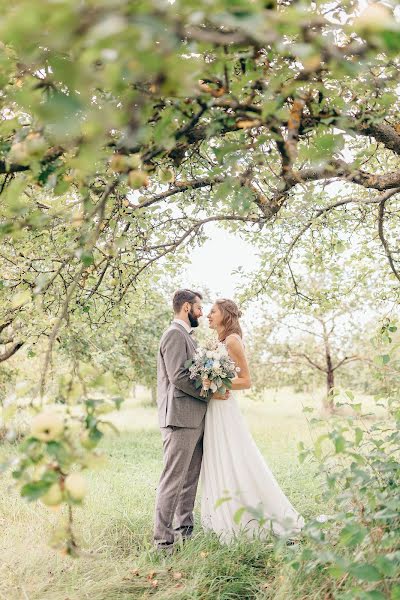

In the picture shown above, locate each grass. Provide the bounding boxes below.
[0,386,375,600]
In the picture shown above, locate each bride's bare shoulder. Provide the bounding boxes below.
[225,334,244,348]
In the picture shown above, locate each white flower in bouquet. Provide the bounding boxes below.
[184,337,237,398]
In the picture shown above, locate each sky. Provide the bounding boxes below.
[178,223,264,331]
[181,223,257,300]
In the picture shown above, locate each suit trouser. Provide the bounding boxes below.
[153,418,205,546]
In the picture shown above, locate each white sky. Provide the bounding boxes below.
[178,224,264,331]
[181,223,257,299]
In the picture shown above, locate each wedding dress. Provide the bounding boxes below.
[200,335,304,543]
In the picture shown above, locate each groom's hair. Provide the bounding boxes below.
[173,289,203,313]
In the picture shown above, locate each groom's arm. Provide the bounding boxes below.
[161,329,208,403]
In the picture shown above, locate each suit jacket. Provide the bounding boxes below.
[157,322,208,428]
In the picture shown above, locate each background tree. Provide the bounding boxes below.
[252,306,365,412]
[243,233,395,412]
[121,291,171,404]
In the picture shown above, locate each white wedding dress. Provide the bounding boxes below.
[200,336,304,543]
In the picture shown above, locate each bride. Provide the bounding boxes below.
[200,298,305,543]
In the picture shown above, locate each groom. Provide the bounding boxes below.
[154,289,227,551]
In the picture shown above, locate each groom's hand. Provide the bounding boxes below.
[212,391,230,400]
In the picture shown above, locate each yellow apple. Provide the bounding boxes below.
[80,430,98,450]
[64,473,88,501]
[110,153,129,173]
[158,167,175,183]
[126,153,142,169]
[41,483,63,506]
[25,133,47,156]
[9,141,30,165]
[31,412,64,442]
[127,169,149,189]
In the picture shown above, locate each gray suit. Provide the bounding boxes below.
[154,322,208,546]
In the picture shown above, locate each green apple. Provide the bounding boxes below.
[25,133,47,157]
[64,473,88,501]
[31,412,64,442]
[158,167,175,183]
[80,430,98,450]
[127,169,149,189]
[41,483,63,506]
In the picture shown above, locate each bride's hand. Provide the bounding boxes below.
[203,378,211,389]
[212,390,230,400]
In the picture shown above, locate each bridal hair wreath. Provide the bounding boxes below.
[215,298,243,341]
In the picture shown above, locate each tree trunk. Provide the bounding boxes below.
[325,367,335,413]
[322,322,335,414]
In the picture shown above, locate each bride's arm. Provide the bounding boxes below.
[225,335,251,391]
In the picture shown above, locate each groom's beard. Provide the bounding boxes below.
[188,309,199,328]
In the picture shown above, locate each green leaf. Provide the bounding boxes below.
[355,428,363,446]
[375,354,391,366]
[350,564,381,582]
[112,396,124,410]
[79,251,94,267]
[233,507,246,524]
[361,591,386,600]
[339,523,367,547]
[213,143,242,164]
[214,496,231,509]
[46,441,69,464]
[21,480,51,500]
[380,31,400,52]
[327,565,347,578]
[314,433,329,460]
[375,555,397,577]
[391,585,400,600]
[222,378,233,389]
[335,435,346,453]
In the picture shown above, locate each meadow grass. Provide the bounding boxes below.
[0,387,373,599]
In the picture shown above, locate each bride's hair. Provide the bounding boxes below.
[216,299,243,341]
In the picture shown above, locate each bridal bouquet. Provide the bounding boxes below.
[185,337,239,398]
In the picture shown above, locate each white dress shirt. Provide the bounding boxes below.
[173,318,192,334]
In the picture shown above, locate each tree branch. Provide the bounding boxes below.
[332,355,363,371]
[378,195,400,283]
[252,188,400,297]
[0,341,24,362]
[289,351,326,372]
[0,146,63,175]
